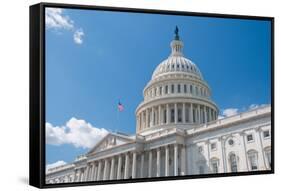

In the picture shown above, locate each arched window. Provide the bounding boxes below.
[247,150,258,170]
[229,153,238,172]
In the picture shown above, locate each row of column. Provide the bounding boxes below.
[137,103,217,131]
[48,144,187,183]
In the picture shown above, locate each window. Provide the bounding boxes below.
[228,139,234,146]
[154,88,157,96]
[247,134,254,142]
[211,143,217,151]
[171,109,175,123]
[163,109,167,123]
[178,84,181,93]
[190,85,193,94]
[198,146,203,153]
[171,84,174,93]
[248,150,258,170]
[229,153,238,172]
[211,159,219,173]
[263,130,270,138]
[184,84,187,93]
[178,108,182,122]
[165,85,168,94]
[159,86,162,96]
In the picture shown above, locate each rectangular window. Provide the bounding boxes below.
[159,86,162,95]
[178,84,181,93]
[211,143,217,151]
[263,130,270,138]
[211,161,219,173]
[178,108,182,122]
[247,134,254,142]
[184,84,187,93]
[171,84,174,93]
[171,109,175,123]
[165,85,168,94]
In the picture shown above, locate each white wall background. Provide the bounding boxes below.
[0,0,279,190]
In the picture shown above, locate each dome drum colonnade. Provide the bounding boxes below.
[136,27,218,134]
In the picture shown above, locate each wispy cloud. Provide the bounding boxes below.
[73,29,84,44]
[46,8,85,44]
[219,103,268,119]
[46,160,67,171]
[46,117,108,149]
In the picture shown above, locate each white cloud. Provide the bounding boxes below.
[46,8,74,30]
[222,108,239,117]
[46,8,85,45]
[46,160,66,171]
[73,29,84,44]
[46,117,108,149]
[219,103,268,119]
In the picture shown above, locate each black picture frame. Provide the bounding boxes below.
[29,2,274,189]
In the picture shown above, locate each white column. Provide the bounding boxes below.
[151,107,155,127]
[148,150,153,177]
[166,104,170,124]
[84,165,90,181]
[132,152,137,178]
[103,159,109,180]
[174,144,178,176]
[140,152,145,178]
[190,103,193,123]
[97,161,102,181]
[76,169,81,182]
[165,145,170,176]
[175,103,178,123]
[146,109,149,128]
[158,105,162,125]
[124,153,130,179]
[141,112,144,130]
[91,163,96,181]
[110,157,115,180]
[256,129,267,170]
[239,132,249,171]
[180,145,186,175]
[117,155,122,180]
[204,106,207,123]
[219,137,227,172]
[156,148,161,177]
[198,105,201,123]
[183,103,186,123]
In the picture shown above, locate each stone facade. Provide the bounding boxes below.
[46,29,271,184]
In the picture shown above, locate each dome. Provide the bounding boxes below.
[152,56,202,80]
[151,30,202,80]
[135,27,219,135]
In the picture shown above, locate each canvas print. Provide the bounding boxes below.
[44,7,272,184]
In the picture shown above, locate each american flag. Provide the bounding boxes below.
[118,101,124,112]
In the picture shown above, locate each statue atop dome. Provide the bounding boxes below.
[174,26,180,40]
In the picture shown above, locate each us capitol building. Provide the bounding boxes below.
[46,27,271,184]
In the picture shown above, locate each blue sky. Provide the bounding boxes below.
[45,8,271,166]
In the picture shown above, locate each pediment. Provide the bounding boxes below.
[88,133,134,154]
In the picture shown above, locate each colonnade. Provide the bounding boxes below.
[47,144,187,183]
[137,103,217,132]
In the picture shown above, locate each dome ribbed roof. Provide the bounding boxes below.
[151,29,202,80]
[152,56,202,79]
